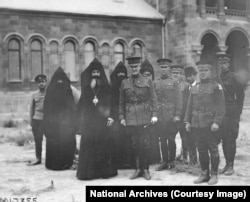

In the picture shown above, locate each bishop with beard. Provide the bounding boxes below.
[76,58,117,180]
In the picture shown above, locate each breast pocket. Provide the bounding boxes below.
[191,90,199,108]
[124,86,134,98]
[202,89,214,105]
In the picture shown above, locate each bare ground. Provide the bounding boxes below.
[0,110,250,202]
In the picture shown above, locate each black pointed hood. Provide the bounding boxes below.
[140,58,154,80]
[110,61,127,85]
[81,58,109,90]
[43,67,75,130]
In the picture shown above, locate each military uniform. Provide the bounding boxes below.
[29,74,47,165]
[218,54,245,175]
[184,63,225,185]
[119,66,158,179]
[154,73,182,169]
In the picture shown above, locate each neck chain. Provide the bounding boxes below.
[92,86,100,106]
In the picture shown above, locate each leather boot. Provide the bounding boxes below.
[218,164,227,174]
[169,161,175,169]
[224,162,234,176]
[143,169,151,180]
[27,159,41,166]
[208,174,218,185]
[155,162,168,171]
[130,170,142,180]
[193,170,210,184]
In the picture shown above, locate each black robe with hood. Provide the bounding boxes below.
[76,58,117,180]
[43,67,76,170]
[140,59,161,164]
[110,61,133,168]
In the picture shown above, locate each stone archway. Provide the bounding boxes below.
[226,30,249,85]
[200,33,220,80]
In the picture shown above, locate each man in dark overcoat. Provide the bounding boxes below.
[217,53,245,176]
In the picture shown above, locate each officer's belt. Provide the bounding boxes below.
[193,107,214,114]
[158,102,174,107]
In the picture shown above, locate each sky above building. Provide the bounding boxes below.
[0,0,163,19]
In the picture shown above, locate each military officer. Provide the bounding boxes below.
[155,59,183,171]
[28,74,47,166]
[217,53,245,176]
[170,65,189,163]
[184,62,225,185]
[119,56,158,180]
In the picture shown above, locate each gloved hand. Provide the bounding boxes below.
[107,118,114,127]
[120,119,126,126]
[185,122,191,132]
[173,116,180,123]
[151,116,158,124]
[211,123,219,132]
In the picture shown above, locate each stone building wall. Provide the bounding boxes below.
[0,9,163,123]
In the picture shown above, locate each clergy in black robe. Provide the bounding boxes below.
[43,67,76,170]
[110,61,132,169]
[76,58,117,180]
[140,59,161,164]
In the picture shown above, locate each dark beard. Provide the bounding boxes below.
[113,77,125,89]
[90,78,103,90]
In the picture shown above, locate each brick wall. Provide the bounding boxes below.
[0,10,163,88]
[0,92,31,124]
[0,9,163,120]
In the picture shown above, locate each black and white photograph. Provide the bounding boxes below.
[0,0,250,201]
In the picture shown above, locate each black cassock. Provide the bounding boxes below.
[43,67,76,170]
[110,62,133,169]
[77,58,117,180]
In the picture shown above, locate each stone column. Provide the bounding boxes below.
[246,48,250,82]
[45,46,50,78]
[24,45,29,91]
[218,0,225,21]
[247,0,250,21]
[198,0,206,18]
[58,45,63,67]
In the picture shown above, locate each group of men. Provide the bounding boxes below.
[28,53,244,185]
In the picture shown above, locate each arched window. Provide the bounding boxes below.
[205,0,217,7]
[132,43,142,58]
[225,0,246,11]
[84,41,95,68]
[49,41,59,79]
[8,38,21,80]
[31,39,43,80]
[101,43,110,69]
[64,41,76,80]
[114,43,124,65]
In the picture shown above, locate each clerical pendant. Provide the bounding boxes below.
[93,95,99,106]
